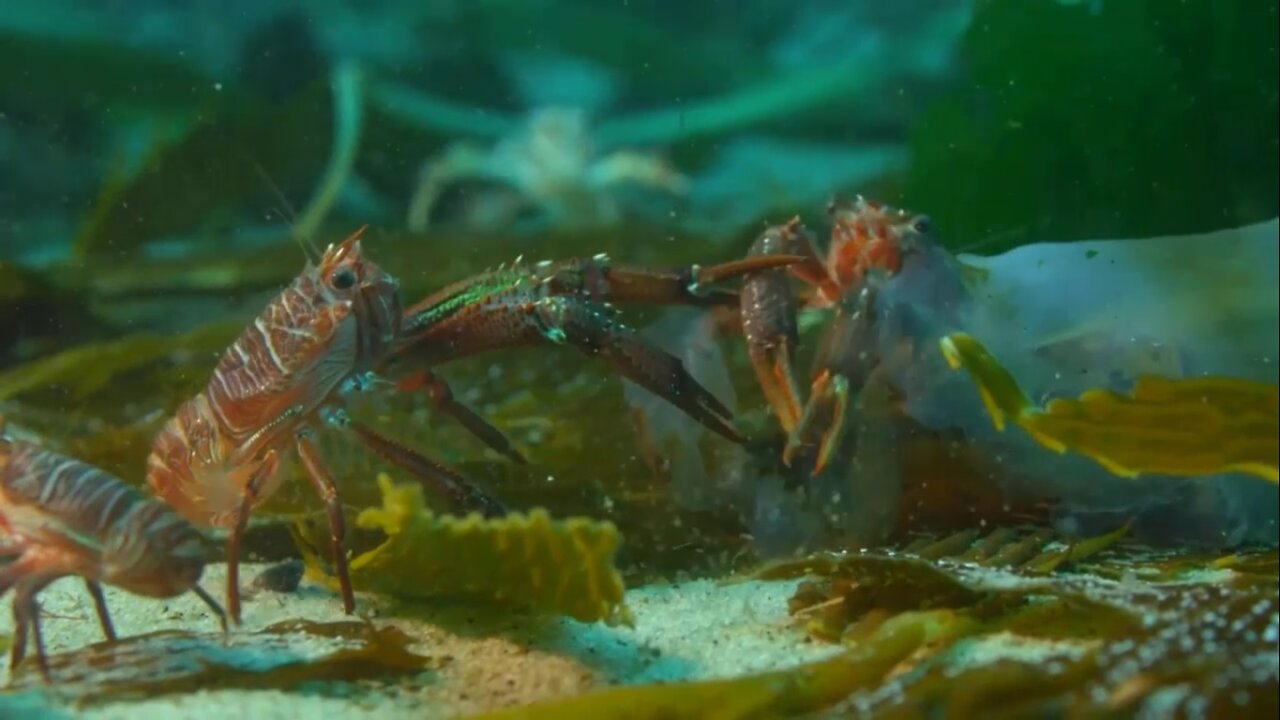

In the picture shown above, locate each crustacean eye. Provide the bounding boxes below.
[331,267,357,290]
[911,215,933,235]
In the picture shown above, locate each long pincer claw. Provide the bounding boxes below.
[782,370,851,477]
[748,341,804,436]
[740,223,813,436]
[534,295,746,444]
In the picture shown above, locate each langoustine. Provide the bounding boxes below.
[0,427,226,682]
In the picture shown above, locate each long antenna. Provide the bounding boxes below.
[244,152,321,262]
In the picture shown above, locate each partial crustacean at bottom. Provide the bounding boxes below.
[0,425,226,682]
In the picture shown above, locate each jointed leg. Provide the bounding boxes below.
[9,575,57,683]
[783,283,882,478]
[9,594,31,678]
[225,490,253,626]
[0,560,27,675]
[347,419,508,518]
[225,450,276,626]
[294,431,355,615]
[741,226,808,436]
[532,254,806,308]
[0,555,52,680]
[191,584,230,637]
[397,368,527,464]
[83,580,117,642]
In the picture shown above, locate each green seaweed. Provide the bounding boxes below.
[72,74,339,258]
[452,0,763,100]
[0,260,102,366]
[0,323,239,404]
[0,28,224,116]
[904,0,1279,252]
[296,475,632,625]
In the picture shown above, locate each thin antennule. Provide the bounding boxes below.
[245,155,322,262]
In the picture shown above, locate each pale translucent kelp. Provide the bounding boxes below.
[875,218,1280,546]
[959,218,1279,386]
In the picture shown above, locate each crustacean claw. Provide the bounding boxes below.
[783,369,851,477]
[740,221,813,434]
[735,197,931,482]
[783,281,882,478]
[535,296,745,443]
[393,252,806,446]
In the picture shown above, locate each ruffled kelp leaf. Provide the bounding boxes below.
[939,331,1280,483]
[752,522,1130,584]
[297,474,632,625]
[1021,519,1133,574]
[466,609,959,720]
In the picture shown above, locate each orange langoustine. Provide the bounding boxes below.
[0,428,226,682]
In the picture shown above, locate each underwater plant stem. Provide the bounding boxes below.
[595,50,877,149]
[365,6,973,153]
[369,77,519,139]
[595,6,973,149]
[294,61,364,241]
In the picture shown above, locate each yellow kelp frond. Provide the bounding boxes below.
[939,332,1279,484]
[299,474,632,625]
[937,332,1032,432]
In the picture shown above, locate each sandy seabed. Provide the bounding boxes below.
[0,563,837,719]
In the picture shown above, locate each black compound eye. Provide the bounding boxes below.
[911,215,933,235]
[331,267,357,290]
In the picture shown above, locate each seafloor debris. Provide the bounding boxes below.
[244,559,307,597]
[296,474,632,625]
[467,609,946,720]
[476,527,1278,719]
[939,331,1280,484]
[3,620,428,705]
